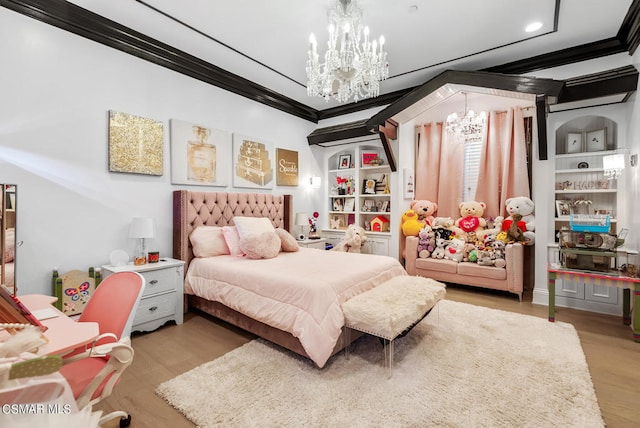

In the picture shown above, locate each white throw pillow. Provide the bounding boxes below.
[189,226,229,257]
[233,216,275,240]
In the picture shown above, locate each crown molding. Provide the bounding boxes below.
[2,0,638,123]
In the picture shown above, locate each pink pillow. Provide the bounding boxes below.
[222,226,243,256]
[239,231,281,259]
[189,226,229,258]
[275,228,299,252]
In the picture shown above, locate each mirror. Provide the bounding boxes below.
[1,184,16,295]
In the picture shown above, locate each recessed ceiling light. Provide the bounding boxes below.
[525,22,543,33]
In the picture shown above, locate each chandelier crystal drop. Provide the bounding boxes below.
[306,0,389,103]
[445,92,487,142]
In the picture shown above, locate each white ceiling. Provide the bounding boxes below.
[67,0,633,112]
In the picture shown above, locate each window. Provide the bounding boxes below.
[462,139,482,202]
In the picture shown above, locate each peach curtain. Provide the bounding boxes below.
[475,107,530,219]
[414,107,529,220]
[414,122,464,218]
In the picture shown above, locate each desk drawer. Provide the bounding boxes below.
[139,269,176,296]
[133,291,176,325]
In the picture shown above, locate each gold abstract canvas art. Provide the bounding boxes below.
[108,110,164,175]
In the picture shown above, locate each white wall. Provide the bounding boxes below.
[0,10,319,295]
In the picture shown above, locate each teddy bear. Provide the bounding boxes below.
[454,201,488,241]
[444,238,465,262]
[431,238,446,259]
[417,227,435,258]
[410,199,438,226]
[499,196,535,245]
[331,224,367,253]
[401,209,425,237]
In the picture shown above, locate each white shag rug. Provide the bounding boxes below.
[156,300,604,428]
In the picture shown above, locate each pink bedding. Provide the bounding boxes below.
[185,248,406,367]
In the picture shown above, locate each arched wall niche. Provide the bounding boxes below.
[555,116,618,155]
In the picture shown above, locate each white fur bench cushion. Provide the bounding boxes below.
[342,276,446,340]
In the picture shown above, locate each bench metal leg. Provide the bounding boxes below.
[383,339,394,378]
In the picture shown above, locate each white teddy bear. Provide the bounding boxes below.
[500,196,535,244]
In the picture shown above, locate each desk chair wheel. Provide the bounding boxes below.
[119,414,132,427]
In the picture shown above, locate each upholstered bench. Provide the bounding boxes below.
[342,275,446,376]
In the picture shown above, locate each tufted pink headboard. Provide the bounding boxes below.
[173,190,292,268]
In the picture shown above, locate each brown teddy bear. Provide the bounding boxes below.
[410,199,438,226]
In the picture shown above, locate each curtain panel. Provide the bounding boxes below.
[415,107,530,220]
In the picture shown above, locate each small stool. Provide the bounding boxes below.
[342,275,446,377]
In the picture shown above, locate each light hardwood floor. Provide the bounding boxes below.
[98,286,640,427]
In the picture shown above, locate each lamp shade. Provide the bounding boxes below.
[602,154,625,171]
[129,217,155,239]
[295,212,309,226]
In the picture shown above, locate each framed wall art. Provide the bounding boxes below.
[586,128,606,152]
[232,134,274,189]
[362,179,377,194]
[566,133,582,154]
[361,152,378,166]
[275,148,298,186]
[555,200,571,218]
[338,154,351,169]
[169,119,231,186]
[403,167,414,199]
[108,110,163,175]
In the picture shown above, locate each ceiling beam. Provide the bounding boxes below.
[557,65,638,104]
[2,0,638,123]
[365,70,564,131]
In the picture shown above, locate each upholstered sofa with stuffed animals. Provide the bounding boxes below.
[405,236,524,300]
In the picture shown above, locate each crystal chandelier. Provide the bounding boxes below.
[306,0,389,103]
[445,92,487,142]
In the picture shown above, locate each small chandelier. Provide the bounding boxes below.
[306,0,389,103]
[446,92,487,142]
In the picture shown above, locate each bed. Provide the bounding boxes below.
[173,190,406,368]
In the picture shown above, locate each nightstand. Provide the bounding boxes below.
[101,257,185,333]
[298,238,327,250]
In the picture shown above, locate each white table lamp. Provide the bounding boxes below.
[129,217,155,265]
[294,212,309,241]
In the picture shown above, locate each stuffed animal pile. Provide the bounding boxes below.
[408,196,535,266]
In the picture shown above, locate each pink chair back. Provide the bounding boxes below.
[78,271,145,344]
